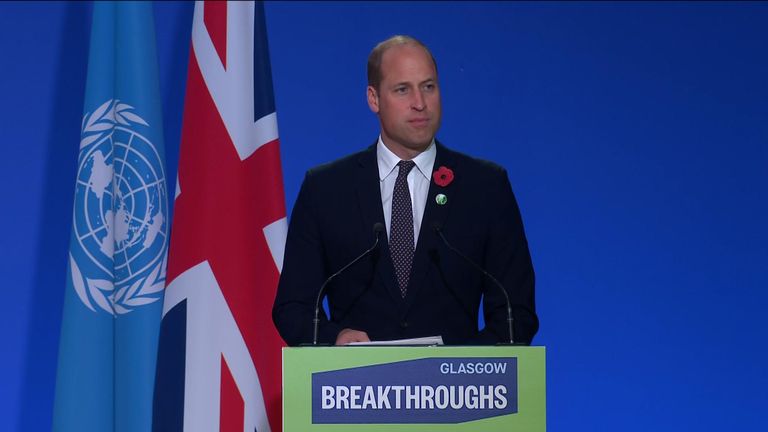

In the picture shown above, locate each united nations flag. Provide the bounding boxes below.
[53,3,168,431]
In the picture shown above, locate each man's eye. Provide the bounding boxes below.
[395,87,408,94]
[423,83,435,91]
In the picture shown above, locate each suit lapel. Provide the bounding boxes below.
[403,142,459,312]
[354,144,402,305]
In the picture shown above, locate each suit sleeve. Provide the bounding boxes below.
[272,171,343,345]
[476,167,538,344]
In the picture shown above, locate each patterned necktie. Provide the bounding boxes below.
[390,160,416,298]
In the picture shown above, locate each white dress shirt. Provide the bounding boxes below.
[377,137,437,247]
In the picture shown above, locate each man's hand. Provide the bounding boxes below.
[335,328,370,345]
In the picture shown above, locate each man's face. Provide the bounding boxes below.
[367,44,442,158]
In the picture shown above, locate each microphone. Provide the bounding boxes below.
[311,223,385,345]
[433,223,516,345]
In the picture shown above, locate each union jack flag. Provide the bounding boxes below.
[153,2,287,431]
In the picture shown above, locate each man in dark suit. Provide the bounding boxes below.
[272,35,538,346]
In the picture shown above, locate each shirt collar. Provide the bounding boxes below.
[376,135,437,181]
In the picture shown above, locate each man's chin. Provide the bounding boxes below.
[405,131,436,149]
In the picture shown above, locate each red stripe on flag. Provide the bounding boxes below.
[168,27,285,431]
[220,356,244,432]
[203,0,227,69]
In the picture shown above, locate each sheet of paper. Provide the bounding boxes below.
[347,335,444,346]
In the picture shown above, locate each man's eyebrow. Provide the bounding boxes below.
[390,81,412,88]
[393,78,435,86]
[411,78,436,88]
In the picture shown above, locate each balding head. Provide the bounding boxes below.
[367,35,438,90]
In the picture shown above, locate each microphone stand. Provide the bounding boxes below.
[311,223,384,345]
[434,224,516,345]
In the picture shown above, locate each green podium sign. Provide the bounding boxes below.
[283,346,546,431]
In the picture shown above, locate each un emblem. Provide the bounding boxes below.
[69,99,168,315]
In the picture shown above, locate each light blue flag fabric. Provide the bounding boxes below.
[53,2,168,431]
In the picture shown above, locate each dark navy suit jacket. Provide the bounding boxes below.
[272,142,538,345]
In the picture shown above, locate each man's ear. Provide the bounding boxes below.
[367,86,379,113]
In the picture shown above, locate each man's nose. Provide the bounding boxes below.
[411,90,426,111]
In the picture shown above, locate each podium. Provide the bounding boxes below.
[282,346,546,431]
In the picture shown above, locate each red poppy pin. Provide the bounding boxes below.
[433,166,454,187]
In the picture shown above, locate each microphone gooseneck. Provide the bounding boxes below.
[433,223,515,345]
[312,223,385,345]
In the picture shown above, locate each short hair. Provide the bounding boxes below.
[367,35,438,90]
